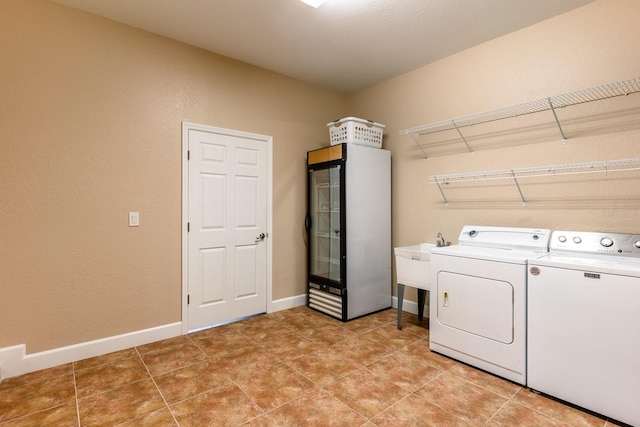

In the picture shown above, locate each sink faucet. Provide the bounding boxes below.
[436,233,450,247]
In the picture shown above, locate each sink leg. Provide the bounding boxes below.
[397,283,405,330]
[417,289,426,321]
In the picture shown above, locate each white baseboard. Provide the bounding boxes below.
[268,293,427,317]
[392,296,429,317]
[1,294,419,381]
[0,295,308,381]
[269,293,307,312]
[0,322,182,380]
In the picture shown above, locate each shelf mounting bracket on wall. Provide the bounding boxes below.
[452,120,474,155]
[510,170,527,206]
[433,177,449,207]
[547,97,567,144]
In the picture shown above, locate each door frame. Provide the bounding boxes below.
[181,121,273,334]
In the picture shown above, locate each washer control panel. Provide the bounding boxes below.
[551,230,640,257]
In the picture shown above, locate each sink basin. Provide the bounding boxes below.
[394,243,435,290]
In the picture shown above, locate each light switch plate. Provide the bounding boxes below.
[129,212,140,227]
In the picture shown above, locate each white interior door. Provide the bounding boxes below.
[183,123,271,332]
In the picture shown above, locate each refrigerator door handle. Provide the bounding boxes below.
[304,211,311,234]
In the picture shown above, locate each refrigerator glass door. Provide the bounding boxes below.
[309,165,342,284]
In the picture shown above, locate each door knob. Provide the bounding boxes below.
[255,233,266,242]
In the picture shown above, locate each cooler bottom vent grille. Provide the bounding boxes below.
[309,288,343,319]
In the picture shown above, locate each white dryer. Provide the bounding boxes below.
[429,226,550,385]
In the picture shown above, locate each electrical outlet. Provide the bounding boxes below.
[128,212,140,227]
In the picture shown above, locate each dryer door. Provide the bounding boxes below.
[437,271,513,343]
[429,252,527,385]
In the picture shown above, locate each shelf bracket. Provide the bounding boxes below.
[434,177,449,207]
[547,97,567,144]
[409,132,429,158]
[510,170,527,207]
[452,120,474,155]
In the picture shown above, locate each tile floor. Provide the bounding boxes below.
[0,307,622,426]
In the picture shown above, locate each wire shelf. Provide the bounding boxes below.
[429,158,640,206]
[400,77,640,157]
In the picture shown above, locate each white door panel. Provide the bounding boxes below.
[184,124,270,331]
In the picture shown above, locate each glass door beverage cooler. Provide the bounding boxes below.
[305,143,391,321]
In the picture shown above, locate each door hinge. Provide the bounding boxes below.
[187,222,190,232]
[187,150,190,160]
[187,294,190,305]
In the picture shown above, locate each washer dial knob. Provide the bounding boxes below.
[635,241,640,249]
[573,236,582,244]
[558,236,567,243]
[600,237,614,248]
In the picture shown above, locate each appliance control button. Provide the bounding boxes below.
[573,236,582,244]
[635,241,640,249]
[600,237,614,247]
[558,235,567,243]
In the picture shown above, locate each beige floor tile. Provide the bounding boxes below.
[136,335,193,354]
[330,334,394,366]
[398,313,430,337]
[153,359,232,404]
[323,367,409,418]
[234,363,315,411]
[341,310,397,334]
[75,355,149,398]
[360,323,423,352]
[233,316,296,342]
[0,403,78,427]
[139,340,207,376]
[191,329,256,359]
[0,364,73,392]
[259,332,323,361]
[286,346,362,386]
[415,372,508,424]
[400,340,458,371]
[267,388,367,427]
[78,378,166,426]
[0,373,75,423]
[366,350,442,392]
[73,348,139,371]
[117,407,178,426]
[511,388,607,427]
[446,362,522,399]
[371,393,472,426]
[169,383,264,427]
[488,401,571,426]
[298,323,358,346]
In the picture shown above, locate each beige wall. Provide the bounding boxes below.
[0,0,346,353]
[2,0,640,355]
[348,0,640,301]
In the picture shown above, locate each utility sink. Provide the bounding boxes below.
[394,242,435,290]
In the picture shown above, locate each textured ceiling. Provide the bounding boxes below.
[52,0,595,94]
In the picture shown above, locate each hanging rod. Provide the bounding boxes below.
[401,76,640,157]
[429,157,640,206]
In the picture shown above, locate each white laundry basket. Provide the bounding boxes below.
[327,117,385,148]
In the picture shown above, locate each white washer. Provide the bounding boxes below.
[430,226,550,385]
[528,230,640,427]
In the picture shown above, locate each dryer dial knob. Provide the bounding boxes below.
[635,241,640,249]
[573,236,582,244]
[558,236,567,243]
[600,237,614,247]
